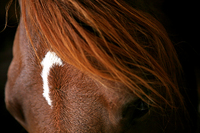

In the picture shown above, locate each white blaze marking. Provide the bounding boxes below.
[41,51,63,108]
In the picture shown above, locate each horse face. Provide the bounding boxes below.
[6,0,178,132]
[5,12,160,133]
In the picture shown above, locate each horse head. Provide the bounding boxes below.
[5,0,188,132]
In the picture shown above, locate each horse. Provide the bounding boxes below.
[5,0,191,132]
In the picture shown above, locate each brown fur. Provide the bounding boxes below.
[5,0,189,132]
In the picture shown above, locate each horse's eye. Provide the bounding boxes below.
[122,99,150,125]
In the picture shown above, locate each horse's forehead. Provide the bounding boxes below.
[39,51,130,108]
[15,24,131,110]
[15,17,133,109]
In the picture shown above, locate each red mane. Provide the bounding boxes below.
[21,0,184,110]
